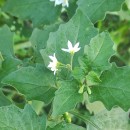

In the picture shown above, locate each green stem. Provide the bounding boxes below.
[70,54,74,71]
[69,110,101,130]
[0,52,4,61]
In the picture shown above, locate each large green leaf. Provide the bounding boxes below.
[0,25,21,106]
[2,65,57,103]
[67,0,78,19]
[30,24,59,52]
[52,80,83,116]
[41,10,98,67]
[0,57,21,87]
[77,0,125,23]
[84,32,115,72]
[70,110,101,130]
[88,108,130,130]
[30,24,59,62]
[0,25,14,57]
[89,64,130,111]
[3,0,61,26]
[0,104,46,130]
[0,26,22,87]
[0,89,11,106]
[47,123,85,130]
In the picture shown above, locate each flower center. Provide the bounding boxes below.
[70,50,75,55]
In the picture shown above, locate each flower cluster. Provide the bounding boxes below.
[48,40,80,75]
[50,0,69,7]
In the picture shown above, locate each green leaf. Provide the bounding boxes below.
[0,0,5,6]
[40,10,98,67]
[0,25,14,57]
[47,123,86,130]
[86,71,101,86]
[89,64,130,111]
[70,110,101,130]
[30,24,59,62]
[84,32,115,72]
[52,80,83,116]
[2,65,56,103]
[3,0,61,26]
[78,55,90,73]
[30,24,59,52]
[77,0,125,23]
[0,25,22,78]
[0,89,11,106]
[88,108,130,130]
[0,25,22,87]
[0,57,21,87]
[0,104,46,130]
[72,67,85,83]
[67,0,78,19]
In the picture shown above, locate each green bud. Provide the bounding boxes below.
[63,112,71,123]
[87,86,92,95]
[78,85,85,94]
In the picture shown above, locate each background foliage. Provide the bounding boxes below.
[0,0,130,129]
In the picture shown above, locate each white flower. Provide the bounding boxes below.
[50,0,69,7]
[50,0,62,6]
[61,40,81,54]
[48,53,58,75]
[62,0,69,7]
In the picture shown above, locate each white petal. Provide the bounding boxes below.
[74,42,79,49]
[54,70,56,75]
[62,0,69,7]
[61,48,70,52]
[74,42,80,52]
[53,68,58,75]
[55,0,62,5]
[50,66,56,71]
[48,63,52,68]
[48,61,55,68]
[53,54,58,62]
[51,64,56,70]
[49,53,57,62]
[66,0,69,7]
[67,1,69,7]
[75,47,80,52]
[53,53,56,58]
[68,40,73,50]
[49,56,55,61]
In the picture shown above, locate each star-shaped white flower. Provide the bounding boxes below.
[48,53,58,75]
[61,40,81,54]
[50,0,69,7]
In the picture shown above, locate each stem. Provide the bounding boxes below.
[70,54,74,71]
[0,52,4,61]
[69,110,101,130]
